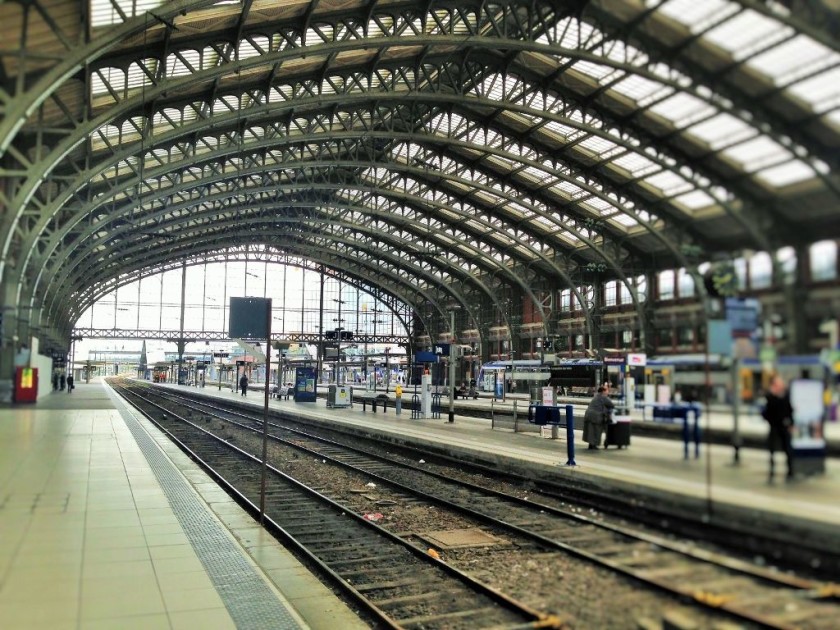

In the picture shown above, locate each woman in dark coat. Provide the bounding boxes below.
[583,385,614,450]
[762,374,794,481]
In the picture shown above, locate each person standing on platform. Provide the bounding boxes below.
[60,373,66,391]
[395,383,403,415]
[762,374,794,482]
[67,374,74,392]
[240,373,249,397]
[583,385,614,450]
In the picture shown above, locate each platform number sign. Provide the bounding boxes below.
[433,344,450,356]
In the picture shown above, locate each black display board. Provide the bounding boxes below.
[229,297,272,340]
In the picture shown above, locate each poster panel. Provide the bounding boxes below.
[294,366,317,402]
[789,379,826,449]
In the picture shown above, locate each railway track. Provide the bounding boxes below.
[119,381,840,630]
[117,381,560,629]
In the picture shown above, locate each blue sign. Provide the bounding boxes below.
[415,351,439,363]
[725,298,759,336]
[294,366,317,402]
[433,344,450,356]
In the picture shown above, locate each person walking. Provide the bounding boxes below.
[583,385,614,450]
[66,374,74,392]
[762,374,794,482]
[395,383,403,415]
[239,373,249,397]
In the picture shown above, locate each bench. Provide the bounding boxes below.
[453,389,479,400]
[362,393,390,413]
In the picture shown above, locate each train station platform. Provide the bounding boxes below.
[192,380,840,536]
[0,381,367,630]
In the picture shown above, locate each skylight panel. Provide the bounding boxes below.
[582,196,616,215]
[644,170,692,196]
[649,92,716,128]
[612,153,658,177]
[540,120,579,143]
[551,181,583,197]
[653,0,739,34]
[748,36,840,85]
[90,67,126,97]
[536,16,602,50]
[788,67,840,113]
[687,113,755,150]
[579,136,618,156]
[722,136,790,171]
[571,59,616,82]
[167,50,199,78]
[703,9,793,61]
[674,190,715,210]
[755,159,815,187]
[90,0,165,28]
[610,75,670,103]
[520,166,554,186]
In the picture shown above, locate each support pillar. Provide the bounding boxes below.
[785,243,810,354]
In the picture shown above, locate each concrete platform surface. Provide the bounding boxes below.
[0,381,367,630]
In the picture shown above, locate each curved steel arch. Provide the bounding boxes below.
[62,249,423,345]
[59,226,476,334]
[22,106,706,330]
[0,3,836,356]
[7,31,808,277]
[61,243,429,335]
[49,203,543,336]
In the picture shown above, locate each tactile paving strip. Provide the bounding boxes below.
[109,388,303,629]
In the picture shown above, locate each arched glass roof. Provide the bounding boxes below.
[0,0,838,347]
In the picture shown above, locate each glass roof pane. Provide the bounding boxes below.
[703,9,792,61]
[90,0,165,28]
[658,0,741,32]
[611,74,672,104]
[571,59,615,82]
[722,136,790,171]
[611,214,639,227]
[649,92,716,128]
[643,170,692,196]
[687,113,755,150]
[674,190,715,210]
[755,160,815,187]
[612,153,658,177]
[747,35,840,85]
[787,67,840,113]
[551,181,583,197]
[579,136,618,154]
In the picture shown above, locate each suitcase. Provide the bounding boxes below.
[604,420,631,449]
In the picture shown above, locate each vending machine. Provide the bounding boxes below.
[14,367,38,403]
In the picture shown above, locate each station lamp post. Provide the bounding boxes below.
[334,290,345,385]
[448,308,460,423]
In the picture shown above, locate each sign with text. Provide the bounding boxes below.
[415,351,439,363]
[626,353,647,367]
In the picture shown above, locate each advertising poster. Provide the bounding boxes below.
[294,366,317,402]
[789,379,826,450]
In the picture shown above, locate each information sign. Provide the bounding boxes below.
[294,366,317,402]
[229,297,272,340]
[626,353,646,367]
